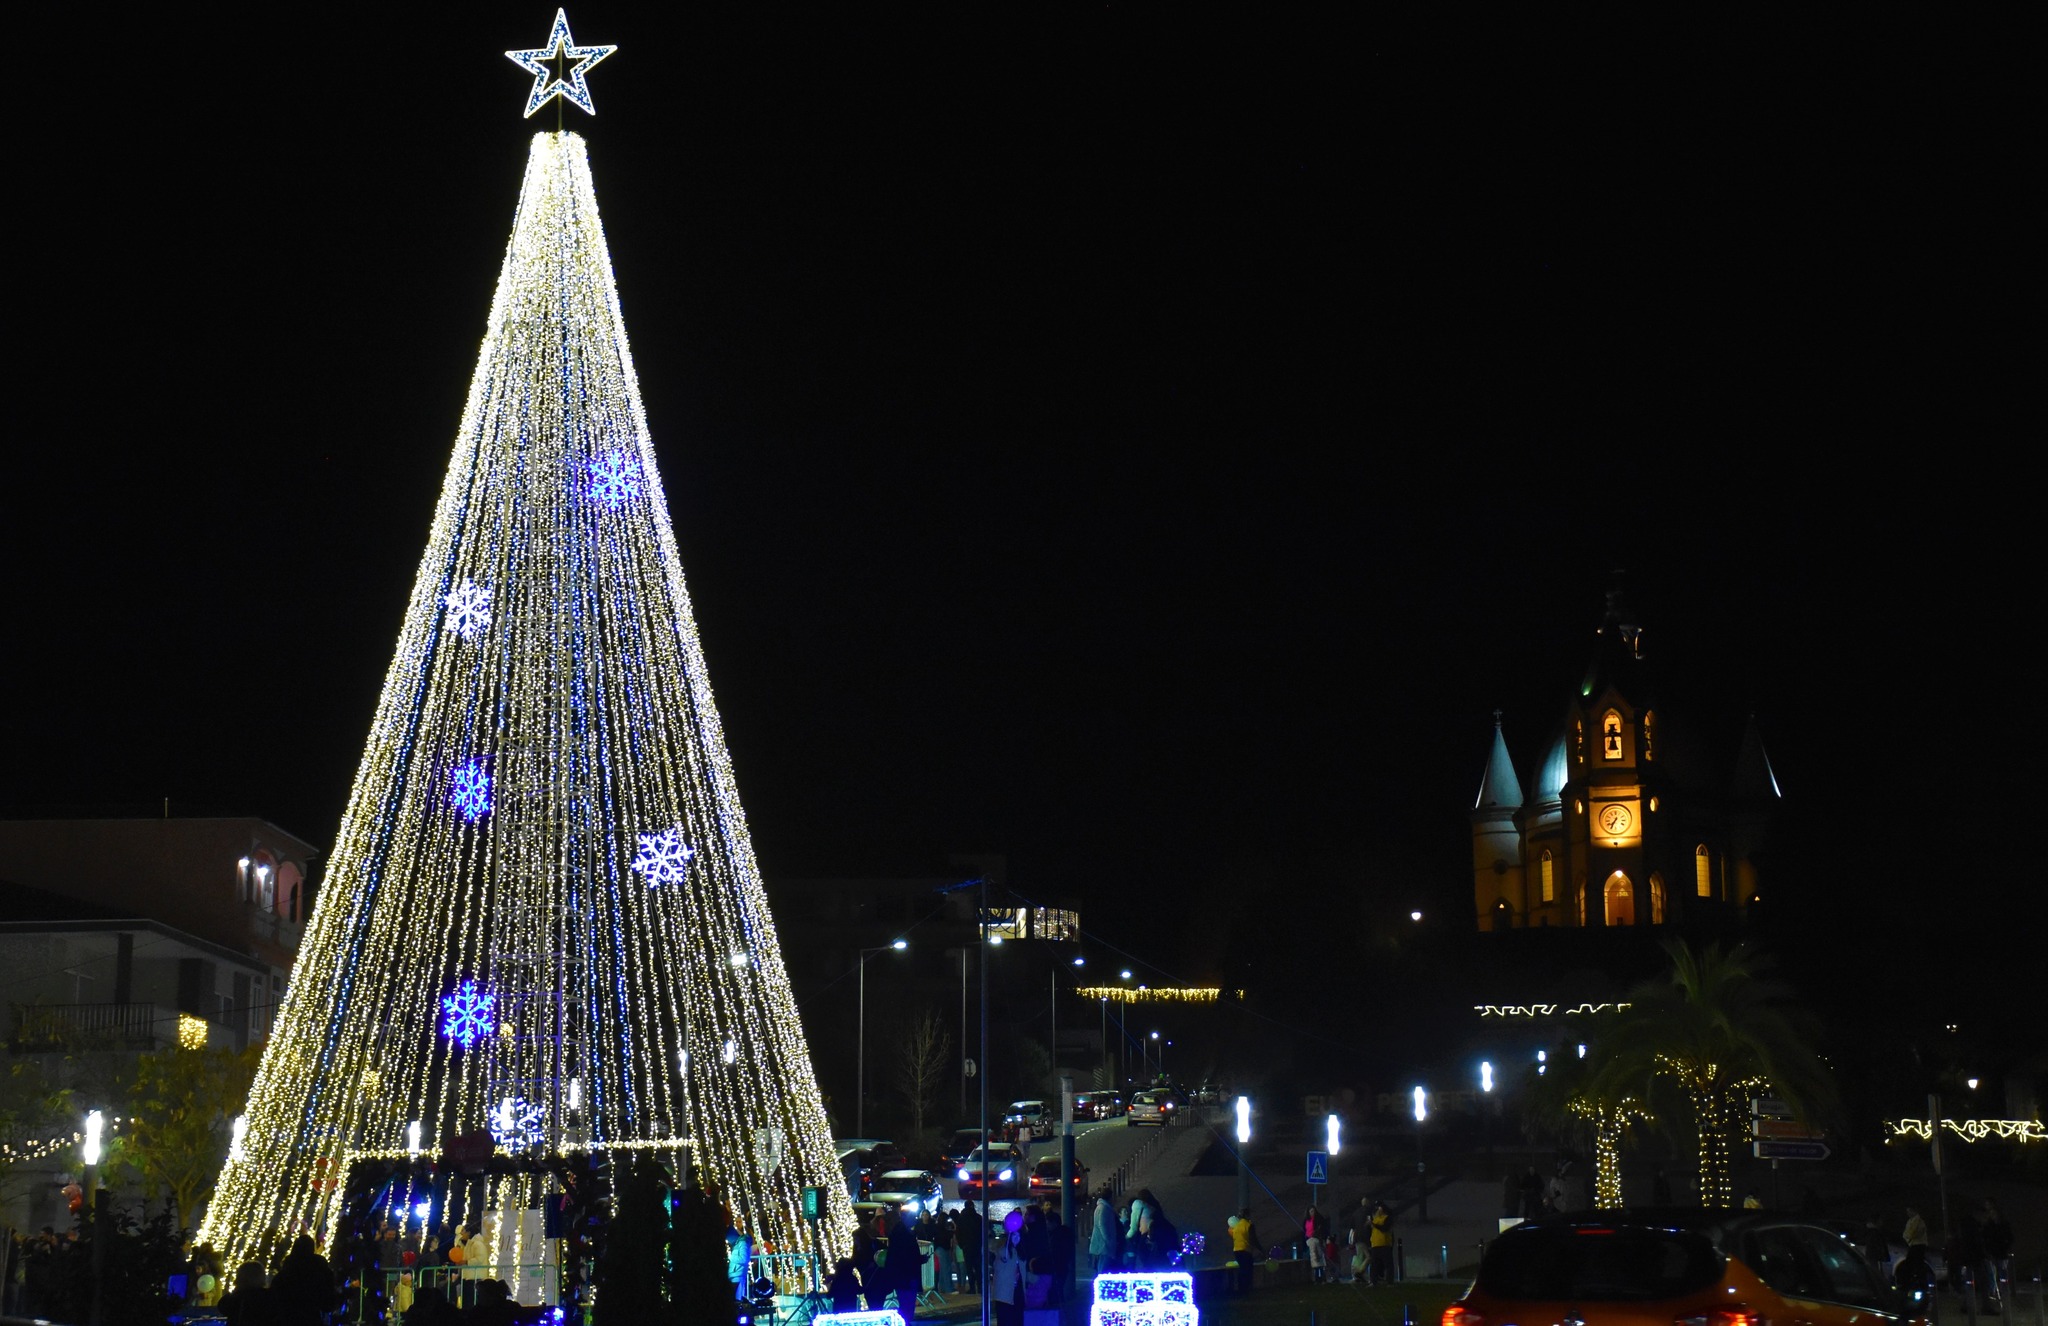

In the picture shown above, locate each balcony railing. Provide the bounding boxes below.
[7,1001,171,1050]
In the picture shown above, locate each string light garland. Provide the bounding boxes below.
[1885,1118,2045,1143]
[198,130,853,1280]
[0,1117,129,1165]
[1073,987,1235,1004]
[1472,1003,1632,1018]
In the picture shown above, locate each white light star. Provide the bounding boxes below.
[506,9,617,119]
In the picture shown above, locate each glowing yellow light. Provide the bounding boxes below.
[1073,986,1234,1004]
[198,132,852,1282]
[178,1014,209,1050]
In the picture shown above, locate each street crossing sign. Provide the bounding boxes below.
[1306,1150,1329,1184]
[1753,1140,1830,1160]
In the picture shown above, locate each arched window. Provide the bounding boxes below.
[1602,709,1625,760]
[1575,878,1587,927]
[1604,872,1635,927]
[1540,850,1555,903]
[1649,873,1667,924]
[1642,709,1657,761]
[1695,844,1712,898]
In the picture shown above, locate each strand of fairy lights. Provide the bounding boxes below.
[198,131,852,1280]
[1885,1118,2045,1143]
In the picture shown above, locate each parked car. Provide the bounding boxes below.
[1027,1155,1089,1198]
[1444,1213,1927,1326]
[868,1169,946,1214]
[1127,1089,1177,1126]
[942,1127,989,1167]
[956,1143,1026,1197]
[835,1139,907,1198]
[1003,1099,1054,1141]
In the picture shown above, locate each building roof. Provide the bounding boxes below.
[1474,712,1525,811]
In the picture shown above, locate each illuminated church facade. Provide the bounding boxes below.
[1470,591,1781,932]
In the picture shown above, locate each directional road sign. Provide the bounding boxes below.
[1753,1119,1826,1140]
[1753,1140,1830,1161]
[1306,1150,1329,1185]
[1751,1096,1793,1118]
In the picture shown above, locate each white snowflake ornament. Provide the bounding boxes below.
[631,825,696,886]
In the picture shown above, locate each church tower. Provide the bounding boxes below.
[1471,587,1780,932]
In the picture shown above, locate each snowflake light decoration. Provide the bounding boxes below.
[631,825,696,886]
[587,452,641,508]
[441,579,493,639]
[1092,1272,1198,1326]
[490,1096,548,1150]
[505,9,617,119]
[440,981,497,1048]
[451,759,493,823]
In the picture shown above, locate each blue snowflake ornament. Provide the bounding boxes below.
[442,579,492,639]
[452,760,493,823]
[587,452,641,508]
[441,980,497,1048]
[631,825,696,886]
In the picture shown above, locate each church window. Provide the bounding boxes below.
[1695,845,1711,897]
[1649,873,1667,924]
[1604,872,1635,926]
[1540,850,1554,903]
[1575,717,1585,765]
[1602,710,1625,761]
[1642,710,1657,761]
[1575,878,1587,927]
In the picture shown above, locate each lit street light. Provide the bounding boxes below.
[1412,1086,1430,1221]
[857,939,908,1137]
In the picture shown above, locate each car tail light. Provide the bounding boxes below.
[1443,1304,1482,1326]
[1677,1311,1766,1326]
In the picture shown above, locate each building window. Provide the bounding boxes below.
[1604,872,1635,926]
[1649,873,1667,924]
[1642,709,1657,761]
[1575,879,1587,927]
[1695,845,1711,898]
[1030,908,1080,942]
[1540,850,1554,903]
[1602,710,1625,760]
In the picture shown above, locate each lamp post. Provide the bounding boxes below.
[1413,1085,1429,1221]
[1235,1095,1253,1213]
[856,939,908,1138]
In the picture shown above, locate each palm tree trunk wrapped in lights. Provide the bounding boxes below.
[198,131,853,1281]
[1568,1095,1651,1209]
[1598,941,1834,1209]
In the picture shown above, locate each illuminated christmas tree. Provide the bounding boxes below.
[200,12,854,1283]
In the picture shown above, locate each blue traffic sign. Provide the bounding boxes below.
[1752,1140,1830,1161]
[1306,1150,1329,1184]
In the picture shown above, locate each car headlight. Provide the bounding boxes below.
[958,1169,970,1182]
[999,1168,1012,1181]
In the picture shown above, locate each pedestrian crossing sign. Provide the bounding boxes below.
[1307,1150,1329,1184]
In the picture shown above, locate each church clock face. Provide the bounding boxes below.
[1598,803,1633,836]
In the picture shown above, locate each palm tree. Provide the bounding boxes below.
[1520,1045,1655,1209]
[1597,939,1835,1207]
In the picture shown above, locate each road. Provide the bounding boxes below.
[943,1114,1185,1226]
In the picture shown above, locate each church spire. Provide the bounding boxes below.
[1475,710,1525,811]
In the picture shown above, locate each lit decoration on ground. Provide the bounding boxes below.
[586,451,641,507]
[198,130,852,1282]
[1073,987,1236,1004]
[450,759,492,822]
[631,825,696,885]
[505,9,617,119]
[1886,1118,2046,1143]
[441,579,492,638]
[1473,1002,1632,1017]
[815,1312,908,1325]
[439,980,497,1048]
[178,1013,209,1049]
[1093,1271,1197,1326]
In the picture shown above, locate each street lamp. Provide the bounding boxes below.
[1413,1086,1429,1221]
[1235,1096,1253,1212]
[856,939,908,1137]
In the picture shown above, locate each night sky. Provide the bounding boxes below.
[6,9,2032,991]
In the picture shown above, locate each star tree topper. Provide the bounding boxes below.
[506,10,617,119]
